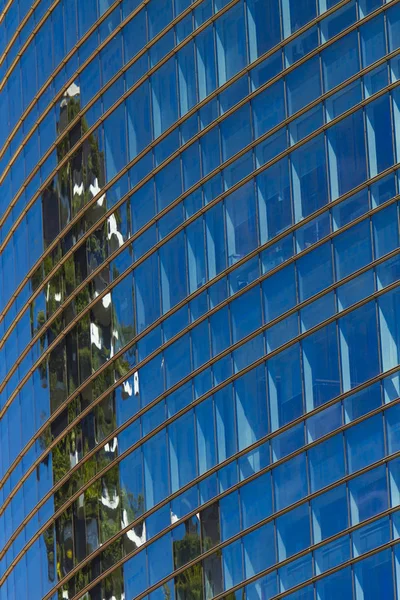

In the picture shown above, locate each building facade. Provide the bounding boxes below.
[2,0,400,598]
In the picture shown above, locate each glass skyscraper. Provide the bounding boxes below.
[3,0,400,598]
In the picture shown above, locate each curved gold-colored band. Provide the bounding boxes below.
[5,338,400,587]
[2,268,400,581]
[51,435,400,600]
[1,72,398,422]
[0,0,390,353]
[0,2,363,376]
[1,0,61,73]
[216,535,400,600]
[1,93,399,507]
[0,0,42,59]
[0,0,239,191]
[0,0,145,159]
[0,0,123,89]
[2,193,399,532]
[0,0,362,244]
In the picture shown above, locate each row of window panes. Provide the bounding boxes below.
[1,151,399,526]
[3,266,400,584]
[2,77,399,452]
[2,0,369,194]
[219,546,400,600]
[2,0,400,357]
[2,40,400,398]
[5,416,400,600]
[3,0,395,247]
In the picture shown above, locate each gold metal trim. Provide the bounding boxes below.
[2,270,400,578]
[1,74,399,417]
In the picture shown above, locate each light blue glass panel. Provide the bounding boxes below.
[354,549,394,600]
[169,410,196,492]
[240,472,272,528]
[159,231,187,312]
[337,270,375,312]
[286,55,321,116]
[215,385,237,462]
[279,554,313,594]
[325,79,362,123]
[360,14,386,68]
[223,539,243,589]
[328,110,367,200]
[144,431,169,509]
[135,253,161,332]
[215,1,247,85]
[297,242,333,301]
[374,204,399,260]
[344,382,381,423]
[178,41,197,116]
[315,535,350,575]
[206,202,227,279]
[268,342,303,431]
[302,322,341,412]
[281,0,317,37]
[187,216,206,294]
[366,94,394,177]
[334,220,372,281]
[220,490,241,540]
[104,103,127,182]
[247,0,281,62]
[196,397,216,475]
[126,82,152,160]
[379,287,400,373]
[196,25,217,101]
[235,365,268,451]
[292,134,328,221]
[316,567,353,599]
[221,104,252,161]
[312,484,348,542]
[257,157,292,243]
[277,503,310,560]
[225,182,258,265]
[309,433,345,492]
[244,522,276,578]
[349,465,388,524]
[273,452,308,511]
[353,516,390,557]
[124,550,147,598]
[339,301,379,391]
[151,58,178,137]
[322,30,360,91]
[388,3,400,52]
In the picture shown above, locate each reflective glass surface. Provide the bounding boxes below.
[2,1,400,600]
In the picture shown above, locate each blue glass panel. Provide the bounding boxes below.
[312,484,348,542]
[257,157,292,243]
[268,343,303,431]
[287,56,321,116]
[309,434,345,492]
[346,414,385,473]
[273,452,308,511]
[292,134,328,221]
[281,0,317,37]
[277,503,310,559]
[322,30,360,91]
[151,58,178,137]
[339,301,380,391]
[235,365,268,451]
[240,472,272,527]
[354,549,394,600]
[215,1,247,85]
[328,110,367,200]
[349,465,388,524]
[247,0,281,61]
